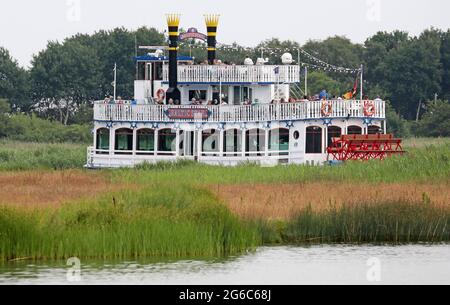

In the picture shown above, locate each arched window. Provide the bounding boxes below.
[158,128,176,153]
[306,126,322,154]
[115,128,133,153]
[137,129,154,154]
[347,125,362,135]
[246,128,265,156]
[202,129,219,156]
[96,128,110,152]
[223,129,242,156]
[327,126,342,147]
[368,125,382,135]
[269,128,289,155]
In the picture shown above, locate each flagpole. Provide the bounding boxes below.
[360,64,363,101]
[305,66,308,97]
[113,63,117,101]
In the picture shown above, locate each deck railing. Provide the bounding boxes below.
[94,100,386,123]
[162,65,300,83]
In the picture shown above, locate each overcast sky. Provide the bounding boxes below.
[1,0,450,67]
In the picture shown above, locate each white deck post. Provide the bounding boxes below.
[175,129,180,157]
[241,129,246,157]
[109,128,115,155]
[219,129,224,157]
[197,130,203,160]
[154,129,158,156]
[264,129,269,157]
[132,128,137,156]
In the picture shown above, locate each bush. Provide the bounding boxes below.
[417,100,450,137]
[1,113,91,143]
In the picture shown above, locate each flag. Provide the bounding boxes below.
[343,74,359,100]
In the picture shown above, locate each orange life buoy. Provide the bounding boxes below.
[321,100,332,117]
[156,88,166,100]
[364,100,376,117]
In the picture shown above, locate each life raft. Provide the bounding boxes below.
[364,100,376,117]
[321,100,332,117]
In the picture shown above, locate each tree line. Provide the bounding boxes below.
[1,26,449,138]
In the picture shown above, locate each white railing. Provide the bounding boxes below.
[163,65,300,83]
[94,100,386,123]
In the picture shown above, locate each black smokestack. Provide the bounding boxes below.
[166,14,181,103]
[205,15,220,65]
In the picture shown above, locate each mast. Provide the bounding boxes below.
[360,64,363,101]
[113,63,117,101]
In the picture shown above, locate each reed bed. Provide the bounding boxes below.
[0,141,86,171]
[0,170,124,208]
[0,186,260,261]
[0,139,449,261]
[282,202,450,244]
[215,182,450,220]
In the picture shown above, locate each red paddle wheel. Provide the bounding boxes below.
[327,134,405,161]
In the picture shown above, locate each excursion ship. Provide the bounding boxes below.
[86,14,389,168]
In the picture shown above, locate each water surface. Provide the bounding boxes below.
[1,245,449,285]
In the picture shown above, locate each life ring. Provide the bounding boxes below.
[156,88,166,100]
[321,100,332,117]
[364,100,376,117]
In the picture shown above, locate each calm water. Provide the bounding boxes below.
[1,245,449,285]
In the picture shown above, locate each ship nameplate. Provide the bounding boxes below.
[165,108,210,120]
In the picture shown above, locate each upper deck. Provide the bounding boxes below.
[94,100,386,123]
[162,64,300,84]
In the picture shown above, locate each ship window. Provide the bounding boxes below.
[137,129,155,152]
[202,129,220,156]
[347,125,362,135]
[223,129,242,156]
[306,126,322,154]
[293,131,300,140]
[243,87,253,102]
[327,126,342,147]
[269,128,289,155]
[189,90,207,101]
[246,128,265,156]
[154,62,163,81]
[158,129,176,152]
[368,125,382,134]
[115,128,133,153]
[96,128,110,151]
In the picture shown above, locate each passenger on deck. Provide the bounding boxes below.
[168,98,174,105]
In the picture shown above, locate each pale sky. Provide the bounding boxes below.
[1,0,450,68]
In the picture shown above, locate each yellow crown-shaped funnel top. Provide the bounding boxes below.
[204,14,220,27]
[166,14,181,27]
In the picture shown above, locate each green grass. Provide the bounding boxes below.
[0,186,259,261]
[120,142,450,185]
[0,138,449,261]
[0,140,87,171]
[282,202,450,244]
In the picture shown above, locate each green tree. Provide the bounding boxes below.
[0,99,11,138]
[0,48,30,111]
[440,30,450,100]
[69,27,165,99]
[363,31,409,87]
[417,100,450,137]
[379,30,442,119]
[30,40,101,125]
[306,71,342,97]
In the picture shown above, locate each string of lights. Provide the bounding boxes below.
[176,42,361,74]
